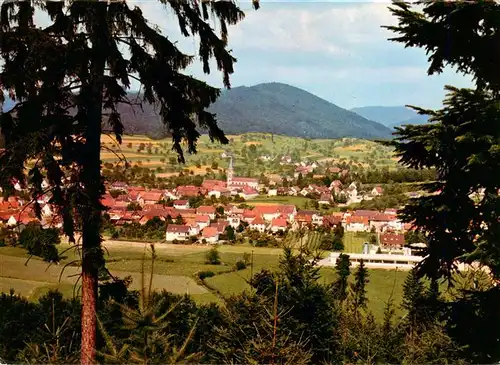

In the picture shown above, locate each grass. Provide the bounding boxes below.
[343,232,370,254]
[249,195,313,208]
[98,132,399,177]
[0,242,408,318]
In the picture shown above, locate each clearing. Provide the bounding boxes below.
[0,241,408,319]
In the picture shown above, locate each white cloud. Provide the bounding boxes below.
[228,2,397,54]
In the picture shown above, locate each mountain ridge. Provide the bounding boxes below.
[1,83,394,140]
[350,105,429,128]
[207,82,392,139]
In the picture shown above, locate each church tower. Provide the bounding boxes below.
[227,155,233,187]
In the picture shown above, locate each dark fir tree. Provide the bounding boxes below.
[350,259,369,311]
[385,0,500,281]
[0,1,258,363]
[385,2,500,361]
[250,247,340,363]
[401,269,425,328]
[333,253,351,302]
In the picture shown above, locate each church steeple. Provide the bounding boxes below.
[227,155,233,186]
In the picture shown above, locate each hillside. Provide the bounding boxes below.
[351,106,428,128]
[1,84,394,140]
[208,83,392,139]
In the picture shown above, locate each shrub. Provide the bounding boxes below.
[198,271,215,280]
[205,247,221,265]
[242,252,251,265]
[254,239,268,247]
[235,260,247,271]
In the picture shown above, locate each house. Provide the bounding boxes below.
[139,215,165,225]
[294,166,313,178]
[227,214,241,229]
[101,196,116,208]
[295,210,323,226]
[268,189,278,197]
[346,215,370,232]
[380,233,405,249]
[164,189,179,201]
[249,216,267,232]
[253,206,280,221]
[253,205,296,222]
[138,191,164,206]
[330,182,343,195]
[165,224,190,241]
[371,186,384,197]
[173,200,190,210]
[346,183,358,201]
[210,220,229,234]
[280,155,292,164]
[110,181,128,192]
[202,227,219,244]
[369,214,394,232]
[207,186,231,198]
[187,222,200,236]
[195,215,211,230]
[229,177,259,189]
[41,204,54,217]
[196,206,216,220]
[202,179,227,190]
[269,218,287,233]
[239,186,259,200]
[323,213,343,228]
[12,179,22,191]
[176,185,203,197]
[242,209,258,223]
[143,204,165,212]
[318,193,332,206]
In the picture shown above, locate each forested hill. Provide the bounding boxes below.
[208,83,393,139]
[2,84,394,140]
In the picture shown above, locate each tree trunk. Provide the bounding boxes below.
[81,5,107,364]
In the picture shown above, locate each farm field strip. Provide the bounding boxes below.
[0,242,409,318]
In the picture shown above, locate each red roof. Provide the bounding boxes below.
[251,217,266,225]
[196,215,210,223]
[323,215,342,225]
[243,209,257,218]
[101,198,115,208]
[319,194,331,201]
[347,216,369,225]
[297,210,317,217]
[143,204,164,211]
[197,206,215,214]
[253,206,279,215]
[241,186,258,194]
[231,177,258,183]
[253,205,295,216]
[370,214,393,222]
[176,185,203,197]
[166,224,190,233]
[174,200,189,205]
[140,191,163,202]
[271,218,287,227]
[380,233,405,247]
[202,226,219,238]
[202,179,226,189]
[210,220,229,233]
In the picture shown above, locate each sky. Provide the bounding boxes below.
[137,0,473,110]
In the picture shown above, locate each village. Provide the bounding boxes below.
[0,158,421,257]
